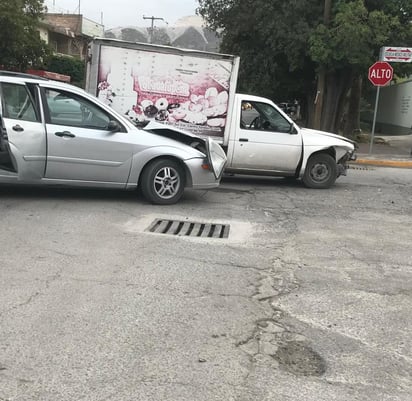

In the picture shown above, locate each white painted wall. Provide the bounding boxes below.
[378,80,412,130]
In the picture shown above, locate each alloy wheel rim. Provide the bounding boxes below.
[153,167,180,199]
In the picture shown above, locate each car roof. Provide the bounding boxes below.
[0,70,48,83]
[0,70,140,131]
[0,70,91,95]
[0,70,74,89]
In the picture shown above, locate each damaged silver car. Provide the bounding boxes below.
[0,72,226,204]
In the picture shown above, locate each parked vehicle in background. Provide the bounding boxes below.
[86,38,356,189]
[0,71,227,205]
[278,100,300,121]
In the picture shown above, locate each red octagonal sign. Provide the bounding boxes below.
[368,61,393,86]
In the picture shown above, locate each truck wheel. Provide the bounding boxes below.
[141,159,185,204]
[303,154,337,189]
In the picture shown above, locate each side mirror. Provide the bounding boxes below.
[107,120,120,132]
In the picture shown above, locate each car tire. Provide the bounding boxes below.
[140,158,185,205]
[302,153,337,189]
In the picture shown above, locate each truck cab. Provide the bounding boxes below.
[224,94,356,188]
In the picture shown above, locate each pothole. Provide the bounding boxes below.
[272,341,326,376]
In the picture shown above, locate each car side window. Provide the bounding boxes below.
[241,101,291,133]
[44,88,112,130]
[1,83,39,122]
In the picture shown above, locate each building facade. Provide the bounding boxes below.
[40,14,104,60]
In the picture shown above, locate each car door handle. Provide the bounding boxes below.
[239,138,249,142]
[12,124,24,132]
[55,131,75,138]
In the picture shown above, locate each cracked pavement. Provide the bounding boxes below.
[0,167,411,400]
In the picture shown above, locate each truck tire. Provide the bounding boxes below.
[302,153,337,189]
[141,158,185,205]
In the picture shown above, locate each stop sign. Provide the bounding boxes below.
[368,61,393,86]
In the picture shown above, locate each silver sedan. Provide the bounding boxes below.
[0,72,227,204]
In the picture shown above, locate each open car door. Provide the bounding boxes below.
[0,81,46,179]
[206,137,227,179]
[0,92,17,173]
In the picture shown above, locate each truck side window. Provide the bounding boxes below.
[241,101,291,133]
[44,88,112,130]
[1,83,39,123]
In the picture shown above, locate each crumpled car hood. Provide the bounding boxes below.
[143,121,227,179]
[301,127,356,148]
[143,121,207,148]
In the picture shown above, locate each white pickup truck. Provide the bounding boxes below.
[86,38,356,188]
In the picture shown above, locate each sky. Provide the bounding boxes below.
[44,0,199,29]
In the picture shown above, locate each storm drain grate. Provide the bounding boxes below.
[146,219,230,239]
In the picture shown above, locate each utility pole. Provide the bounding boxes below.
[143,15,164,43]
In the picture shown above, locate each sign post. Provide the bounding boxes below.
[367,61,393,153]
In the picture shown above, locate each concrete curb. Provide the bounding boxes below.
[350,158,412,169]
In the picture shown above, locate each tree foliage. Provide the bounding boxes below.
[309,0,412,133]
[198,0,322,104]
[0,0,50,70]
[197,0,412,134]
[45,55,85,87]
[310,1,411,74]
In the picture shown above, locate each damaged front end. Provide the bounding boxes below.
[337,147,357,177]
[143,121,227,179]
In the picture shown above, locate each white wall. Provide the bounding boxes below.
[82,17,104,38]
[378,80,412,130]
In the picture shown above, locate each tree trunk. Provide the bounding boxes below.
[313,69,325,129]
[312,0,332,129]
[306,93,315,127]
[342,74,362,138]
[319,70,348,132]
[316,68,353,133]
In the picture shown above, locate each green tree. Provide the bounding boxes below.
[198,0,412,135]
[0,0,50,71]
[45,55,85,87]
[198,0,322,116]
[310,0,412,134]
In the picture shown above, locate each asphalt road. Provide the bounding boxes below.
[0,167,411,401]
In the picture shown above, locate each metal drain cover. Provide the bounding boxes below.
[146,219,230,239]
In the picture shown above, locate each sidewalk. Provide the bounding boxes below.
[350,135,412,169]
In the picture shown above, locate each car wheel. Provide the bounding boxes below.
[303,153,337,189]
[141,158,185,205]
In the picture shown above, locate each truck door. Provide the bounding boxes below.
[41,86,132,184]
[229,100,302,173]
[0,82,46,179]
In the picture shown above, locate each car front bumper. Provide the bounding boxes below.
[185,158,222,190]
